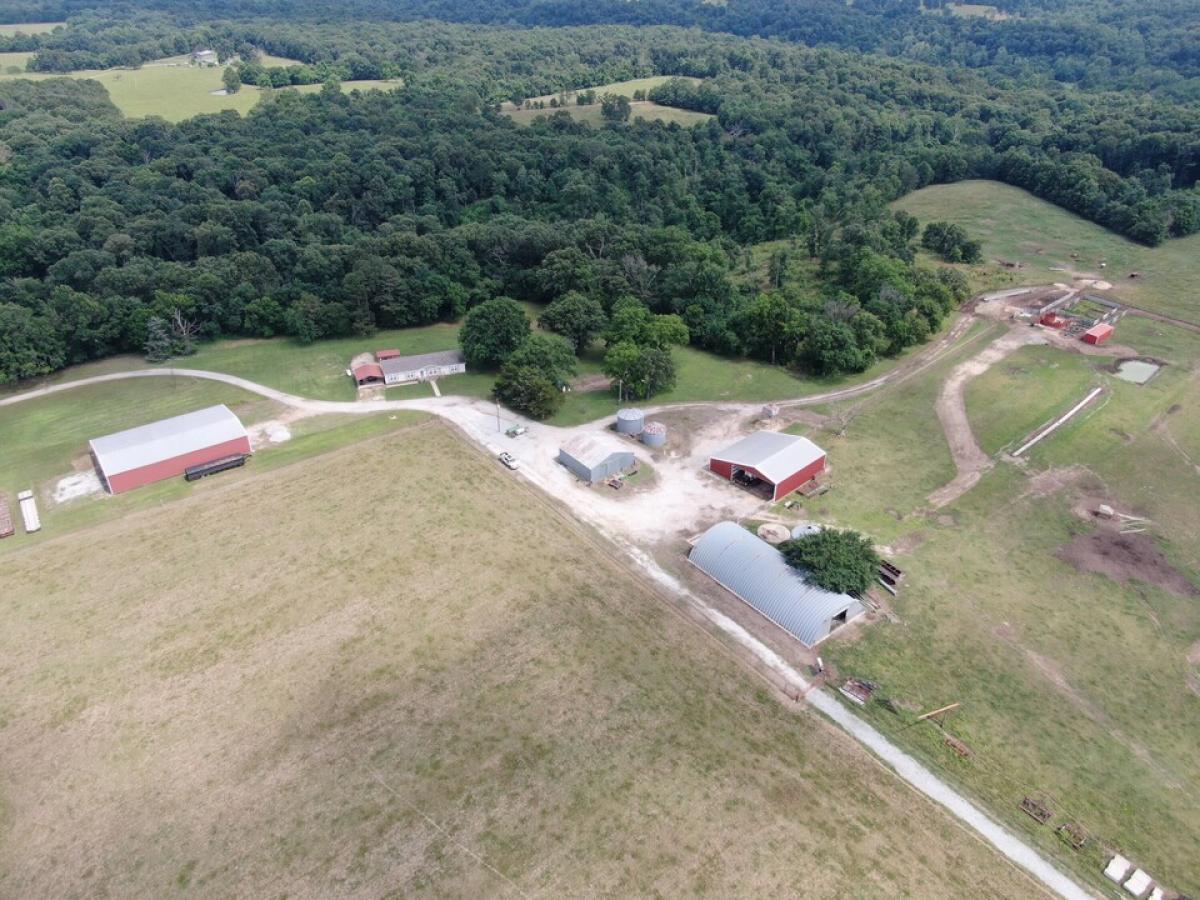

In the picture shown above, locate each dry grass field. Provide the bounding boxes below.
[0,421,1042,898]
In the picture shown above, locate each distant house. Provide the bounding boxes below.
[379,349,466,385]
[192,49,218,65]
[558,435,634,484]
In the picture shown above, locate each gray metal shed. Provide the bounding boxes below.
[558,434,635,483]
[689,521,864,647]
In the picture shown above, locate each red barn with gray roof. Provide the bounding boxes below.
[709,432,826,501]
[89,404,251,494]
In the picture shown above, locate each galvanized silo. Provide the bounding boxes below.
[791,522,822,540]
[641,421,667,447]
[616,408,645,435]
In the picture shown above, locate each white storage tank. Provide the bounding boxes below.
[616,408,645,435]
[641,421,667,447]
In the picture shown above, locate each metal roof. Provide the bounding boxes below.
[379,349,465,375]
[689,521,862,647]
[89,405,248,477]
[710,431,825,483]
[560,434,629,470]
[352,362,384,380]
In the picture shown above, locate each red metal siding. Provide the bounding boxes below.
[709,459,734,479]
[106,436,252,493]
[1082,324,1113,345]
[770,455,825,501]
[709,453,826,501]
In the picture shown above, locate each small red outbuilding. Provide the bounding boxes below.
[1082,323,1114,345]
[710,432,826,502]
[351,362,385,385]
[89,404,251,494]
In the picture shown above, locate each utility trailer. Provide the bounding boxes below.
[184,454,248,482]
[0,493,14,539]
[17,489,40,533]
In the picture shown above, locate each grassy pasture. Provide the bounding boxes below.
[255,52,305,67]
[506,100,713,128]
[964,344,1101,455]
[0,51,32,73]
[0,21,62,35]
[0,420,1042,897]
[0,375,427,550]
[502,75,713,128]
[0,60,400,121]
[807,317,1200,895]
[894,180,1200,323]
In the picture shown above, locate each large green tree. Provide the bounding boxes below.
[503,333,577,386]
[602,341,676,400]
[493,364,563,419]
[539,291,606,351]
[459,298,530,369]
[779,529,880,595]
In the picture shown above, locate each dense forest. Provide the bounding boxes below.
[7,0,1200,98]
[1,6,1198,410]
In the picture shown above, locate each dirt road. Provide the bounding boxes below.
[928,328,1046,508]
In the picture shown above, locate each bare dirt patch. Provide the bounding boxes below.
[1057,531,1199,598]
[52,470,102,503]
[570,373,612,392]
[1021,465,1091,500]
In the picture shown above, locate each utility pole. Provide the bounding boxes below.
[495,399,501,432]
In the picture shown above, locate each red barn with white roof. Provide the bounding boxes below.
[709,432,826,501]
[89,405,251,494]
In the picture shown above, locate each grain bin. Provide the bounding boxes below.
[616,408,645,435]
[641,421,667,447]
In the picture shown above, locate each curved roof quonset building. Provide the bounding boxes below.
[689,521,864,647]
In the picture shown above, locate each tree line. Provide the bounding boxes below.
[1,19,1197,405]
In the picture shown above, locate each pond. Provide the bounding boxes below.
[1113,360,1161,385]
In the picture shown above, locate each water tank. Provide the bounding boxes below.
[616,408,645,435]
[641,421,667,447]
[791,522,822,539]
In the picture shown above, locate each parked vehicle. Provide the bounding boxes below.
[498,451,519,470]
[506,425,526,437]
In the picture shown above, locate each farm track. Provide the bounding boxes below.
[1123,304,1200,334]
[0,306,1094,900]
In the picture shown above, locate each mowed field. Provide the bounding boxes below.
[894,180,1200,323]
[0,375,432,550]
[0,418,1044,897]
[0,58,401,121]
[502,76,713,128]
[0,21,62,35]
[799,316,1200,895]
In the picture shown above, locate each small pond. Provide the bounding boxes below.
[1113,360,1161,385]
